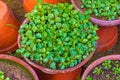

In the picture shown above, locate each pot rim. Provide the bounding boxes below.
[81,55,120,80]
[18,19,95,74]
[0,41,18,53]
[0,54,39,80]
[71,0,120,26]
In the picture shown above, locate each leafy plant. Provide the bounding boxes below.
[81,0,120,20]
[102,60,112,70]
[0,70,10,80]
[93,67,102,75]
[16,1,98,70]
[106,74,110,79]
[86,60,120,80]
[112,64,120,75]
[85,76,92,80]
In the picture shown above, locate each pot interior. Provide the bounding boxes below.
[0,59,34,80]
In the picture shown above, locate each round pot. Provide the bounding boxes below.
[81,55,120,80]
[0,54,39,80]
[96,26,118,53]
[71,0,120,26]
[18,19,95,80]
[23,0,71,12]
[0,1,20,54]
[24,52,94,80]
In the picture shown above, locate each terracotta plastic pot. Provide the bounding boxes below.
[18,19,94,80]
[0,1,20,54]
[96,26,118,53]
[23,0,71,12]
[71,0,120,26]
[81,55,120,80]
[0,54,39,80]
[24,52,94,80]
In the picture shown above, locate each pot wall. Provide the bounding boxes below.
[96,26,118,53]
[0,1,20,53]
[34,66,81,80]
[24,52,94,80]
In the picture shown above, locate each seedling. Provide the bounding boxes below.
[16,0,98,70]
[102,60,112,70]
[93,67,102,75]
[0,70,10,80]
[81,0,120,20]
[86,60,120,80]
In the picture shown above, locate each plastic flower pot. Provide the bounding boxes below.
[0,54,39,80]
[81,55,120,80]
[23,0,71,12]
[96,26,118,53]
[71,0,120,26]
[17,19,95,80]
[0,1,20,54]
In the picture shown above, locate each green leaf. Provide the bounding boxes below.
[50,62,56,69]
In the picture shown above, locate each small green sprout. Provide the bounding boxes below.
[0,70,10,80]
[85,76,92,80]
[93,67,102,75]
[102,60,112,70]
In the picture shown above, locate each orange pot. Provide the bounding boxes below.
[23,0,71,12]
[0,54,39,80]
[17,19,95,80]
[0,1,20,53]
[96,26,118,53]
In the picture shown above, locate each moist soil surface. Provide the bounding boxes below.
[87,60,120,80]
[0,60,33,80]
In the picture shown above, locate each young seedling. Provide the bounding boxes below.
[93,67,102,75]
[0,70,10,80]
[102,60,112,70]
[86,60,120,80]
[81,0,120,20]
[16,1,98,70]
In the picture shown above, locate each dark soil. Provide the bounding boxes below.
[0,60,33,80]
[87,60,120,80]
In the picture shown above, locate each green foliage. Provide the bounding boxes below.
[106,74,110,79]
[112,63,120,75]
[81,0,120,20]
[102,60,112,70]
[16,3,98,70]
[85,76,92,80]
[86,60,120,80]
[0,70,10,80]
[93,67,102,75]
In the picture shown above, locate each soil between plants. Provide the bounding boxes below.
[0,60,33,80]
[87,60,120,80]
